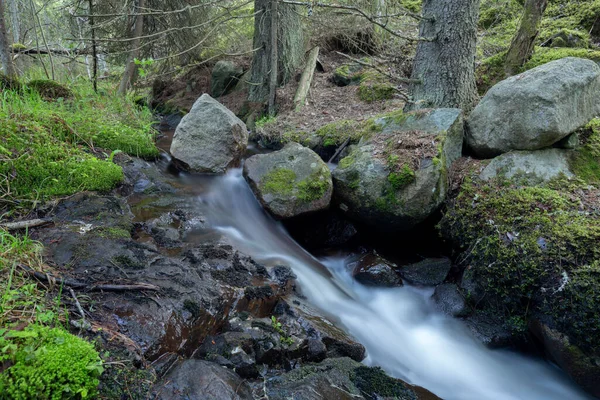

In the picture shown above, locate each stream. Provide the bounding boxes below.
[153,137,592,399]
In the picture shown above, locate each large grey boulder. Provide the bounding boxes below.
[170,94,248,173]
[243,142,333,218]
[479,149,574,184]
[467,57,600,157]
[211,60,243,97]
[153,360,253,399]
[333,108,463,231]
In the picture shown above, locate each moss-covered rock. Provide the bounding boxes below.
[439,171,600,395]
[333,108,463,231]
[243,142,333,218]
[28,79,74,100]
[569,118,600,184]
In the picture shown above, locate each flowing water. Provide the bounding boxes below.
[179,167,592,400]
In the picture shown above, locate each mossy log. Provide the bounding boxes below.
[293,46,320,111]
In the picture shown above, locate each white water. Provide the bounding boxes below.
[197,169,591,400]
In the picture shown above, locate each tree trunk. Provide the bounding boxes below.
[0,0,16,77]
[88,0,98,92]
[268,0,278,115]
[248,0,305,104]
[9,0,18,43]
[405,0,480,112]
[504,0,547,76]
[118,0,145,95]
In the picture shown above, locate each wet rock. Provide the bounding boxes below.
[118,156,175,196]
[333,108,463,231]
[266,357,432,400]
[243,142,333,218]
[305,338,327,362]
[479,149,574,184]
[467,57,600,157]
[463,311,514,348]
[432,284,469,317]
[350,253,402,287]
[286,211,358,249]
[170,94,248,173]
[153,359,253,399]
[400,258,451,286]
[211,60,243,98]
[530,319,600,397]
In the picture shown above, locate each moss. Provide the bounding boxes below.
[261,168,297,195]
[388,165,415,190]
[297,168,330,201]
[569,119,600,184]
[95,227,131,240]
[400,0,422,13]
[28,79,74,100]
[476,51,507,94]
[339,153,356,169]
[0,324,103,399]
[440,179,600,350]
[350,366,414,400]
[315,118,382,148]
[522,47,600,70]
[358,82,395,103]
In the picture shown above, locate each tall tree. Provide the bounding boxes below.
[0,0,16,77]
[405,0,480,112]
[248,0,305,105]
[118,0,145,95]
[504,0,548,76]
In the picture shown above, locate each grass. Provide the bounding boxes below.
[0,80,158,212]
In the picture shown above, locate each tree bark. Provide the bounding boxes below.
[88,0,98,92]
[8,0,18,43]
[0,0,16,77]
[293,46,319,111]
[248,0,305,104]
[405,0,480,112]
[118,0,145,95]
[504,0,547,76]
[268,0,278,115]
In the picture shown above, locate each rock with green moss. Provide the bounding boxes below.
[243,143,333,218]
[333,108,463,231]
[211,60,243,98]
[332,63,365,86]
[170,94,248,173]
[439,172,600,395]
[266,357,425,400]
[28,79,74,100]
[467,57,600,157]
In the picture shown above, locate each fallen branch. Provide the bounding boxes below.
[18,265,160,292]
[329,137,351,164]
[0,219,50,230]
[335,51,420,84]
[69,287,87,325]
[294,46,320,111]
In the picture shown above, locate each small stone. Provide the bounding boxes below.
[400,257,451,286]
[432,283,470,317]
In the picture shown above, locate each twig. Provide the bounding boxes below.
[18,265,160,292]
[0,219,51,230]
[328,137,351,163]
[69,287,87,324]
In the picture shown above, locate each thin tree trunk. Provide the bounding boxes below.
[9,0,18,43]
[118,0,145,95]
[405,0,480,112]
[504,0,547,76]
[30,0,54,80]
[28,0,48,79]
[0,0,16,77]
[88,0,98,92]
[293,46,319,111]
[248,0,305,104]
[268,0,278,115]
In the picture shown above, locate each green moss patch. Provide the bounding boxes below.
[0,324,103,399]
[315,118,382,148]
[261,167,330,202]
[523,47,600,70]
[569,118,600,184]
[358,82,395,103]
[351,366,414,400]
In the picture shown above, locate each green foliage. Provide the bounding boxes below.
[270,316,294,346]
[255,115,277,129]
[0,324,103,399]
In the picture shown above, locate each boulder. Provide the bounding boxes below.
[333,108,463,231]
[170,94,248,173]
[399,257,452,286]
[350,253,402,287]
[479,149,574,184]
[211,60,243,97]
[243,142,333,218]
[432,283,469,317]
[153,360,253,400]
[467,57,600,157]
[530,320,600,397]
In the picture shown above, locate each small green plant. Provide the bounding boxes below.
[0,324,103,399]
[134,58,154,78]
[271,316,294,346]
[255,115,277,129]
